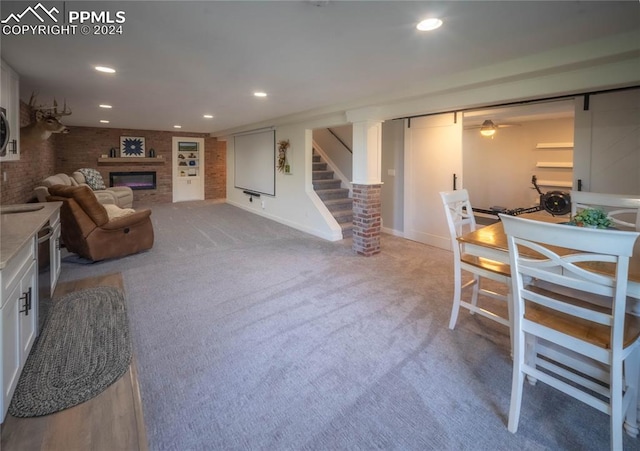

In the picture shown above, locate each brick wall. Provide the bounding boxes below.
[0,101,56,204]
[0,102,227,206]
[53,126,226,205]
[205,137,226,200]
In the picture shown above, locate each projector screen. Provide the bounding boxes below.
[234,130,276,196]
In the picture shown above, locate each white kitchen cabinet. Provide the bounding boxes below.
[0,203,61,423]
[1,59,20,161]
[1,237,37,422]
[172,137,205,202]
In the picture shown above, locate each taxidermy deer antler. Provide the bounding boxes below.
[21,92,72,146]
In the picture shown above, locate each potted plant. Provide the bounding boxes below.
[571,208,612,229]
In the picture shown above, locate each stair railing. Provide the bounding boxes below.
[327,128,352,154]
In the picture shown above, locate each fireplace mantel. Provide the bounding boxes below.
[98,156,165,165]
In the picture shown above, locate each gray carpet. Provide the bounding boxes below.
[9,287,131,417]
[57,201,639,450]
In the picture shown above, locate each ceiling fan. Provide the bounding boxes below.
[464,119,520,137]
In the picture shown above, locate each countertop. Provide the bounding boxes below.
[0,202,62,270]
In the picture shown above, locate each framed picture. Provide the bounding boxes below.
[120,136,146,157]
[178,141,198,152]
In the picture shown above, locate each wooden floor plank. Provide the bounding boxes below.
[1,273,148,451]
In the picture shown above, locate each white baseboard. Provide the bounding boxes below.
[381,226,404,238]
[226,200,343,242]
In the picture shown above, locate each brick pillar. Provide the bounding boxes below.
[352,183,381,256]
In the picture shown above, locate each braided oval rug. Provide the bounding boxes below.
[9,286,131,417]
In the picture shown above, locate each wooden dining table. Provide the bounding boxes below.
[458,212,640,314]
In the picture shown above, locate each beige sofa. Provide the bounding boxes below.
[34,173,134,208]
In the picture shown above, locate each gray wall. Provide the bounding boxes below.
[380,120,404,234]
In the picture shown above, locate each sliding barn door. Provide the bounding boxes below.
[404,113,462,250]
[574,89,640,194]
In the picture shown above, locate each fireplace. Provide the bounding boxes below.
[109,171,156,190]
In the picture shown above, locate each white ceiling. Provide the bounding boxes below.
[463,99,576,128]
[1,1,638,135]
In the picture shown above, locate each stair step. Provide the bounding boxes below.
[332,209,353,223]
[340,222,354,238]
[323,198,353,211]
[313,179,341,190]
[315,188,350,201]
[312,170,334,180]
[312,151,352,240]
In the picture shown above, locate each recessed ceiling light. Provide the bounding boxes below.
[99,104,112,109]
[416,18,443,31]
[203,114,214,119]
[174,125,182,129]
[100,120,110,124]
[254,92,267,98]
[95,66,116,73]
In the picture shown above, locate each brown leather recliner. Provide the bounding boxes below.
[47,184,154,261]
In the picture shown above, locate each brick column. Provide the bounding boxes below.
[352,183,381,256]
[349,118,383,256]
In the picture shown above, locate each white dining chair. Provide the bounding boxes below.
[440,190,511,331]
[571,190,640,230]
[500,214,640,451]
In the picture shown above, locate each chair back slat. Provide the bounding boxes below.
[570,190,640,230]
[440,189,476,238]
[523,287,613,326]
[513,236,618,295]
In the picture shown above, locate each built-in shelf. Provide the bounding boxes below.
[98,156,165,165]
[536,161,573,168]
[535,142,574,149]
[536,180,573,188]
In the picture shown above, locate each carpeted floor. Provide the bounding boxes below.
[57,201,638,450]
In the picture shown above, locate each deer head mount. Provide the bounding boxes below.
[21,92,72,146]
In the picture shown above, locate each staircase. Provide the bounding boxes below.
[312,152,353,238]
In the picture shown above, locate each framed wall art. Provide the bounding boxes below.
[178,141,198,152]
[120,136,146,157]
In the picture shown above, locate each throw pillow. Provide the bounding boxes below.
[78,168,106,190]
[103,204,135,220]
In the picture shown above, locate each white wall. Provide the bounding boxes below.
[463,118,574,210]
[222,32,638,241]
[312,126,352,180]
[226,122,344,241]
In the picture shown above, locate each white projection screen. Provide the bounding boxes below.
[234,130,276,196]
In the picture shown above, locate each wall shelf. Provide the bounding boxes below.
[535,180,573,188]
[98,156,165,165]
[535,142,574,149]
[536,161,573,168]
